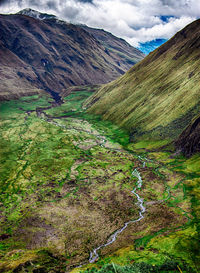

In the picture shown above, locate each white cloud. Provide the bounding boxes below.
[126,16,196,46]
[0,0,199,46]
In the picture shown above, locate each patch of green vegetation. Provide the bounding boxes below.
[182,154,200,174]
[83,260,193,273]
[44,89,130,147]
[0,94,53,117]
[129,139,170,150]
[45,92,89,116]
[85,223,198,273]
[78,113,130,146]
[0,248,68,273]
[19,94,40,101]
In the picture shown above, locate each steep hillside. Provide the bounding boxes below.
[85,19,200,142]
[80,25,144,66]
[176,114,200,157]
[18,9,145,65]
[0,10,144,101]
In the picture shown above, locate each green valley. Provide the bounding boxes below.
[0,87,199,272]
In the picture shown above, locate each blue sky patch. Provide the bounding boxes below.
[160,15,174,22]
[138,39,167,55]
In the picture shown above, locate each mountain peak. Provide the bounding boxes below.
[17,8,57,20]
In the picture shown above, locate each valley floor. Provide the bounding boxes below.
[0,87,199,273]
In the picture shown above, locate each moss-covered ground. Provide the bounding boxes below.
[0,89,199,272]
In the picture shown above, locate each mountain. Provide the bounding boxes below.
[0,10,144,101]
[19,9,145,65]
[80,25,144,66]
[176,114,200,157]
[85,19,200,144]
[17,8,57,20]
[0,13,199,272]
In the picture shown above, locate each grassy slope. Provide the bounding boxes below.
[0,90,199,272]
[85,19,200,142]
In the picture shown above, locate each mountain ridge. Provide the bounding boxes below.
[0,10,144,101]
[80,24,144,66]
[17,8,58,20]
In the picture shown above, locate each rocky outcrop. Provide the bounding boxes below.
[176,115,200,157]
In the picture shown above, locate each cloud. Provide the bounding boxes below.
[0,0,199,47]
[126,16,196,46]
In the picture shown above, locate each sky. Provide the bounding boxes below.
[0,0,200,49]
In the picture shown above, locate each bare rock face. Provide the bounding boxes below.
[0,10,144,100]
[176,115,200,157]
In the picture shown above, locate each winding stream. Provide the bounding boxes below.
[35,104,146,268]
[89,168,145,263]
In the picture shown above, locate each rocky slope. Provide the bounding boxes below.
[85,19,200,143]
[0,10,144,101]
[80,25,144,67]
[176,114,200,157]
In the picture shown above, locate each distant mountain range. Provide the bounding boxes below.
[17,9,167,55]
[0,9,144,100]
[85,19,200,155]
